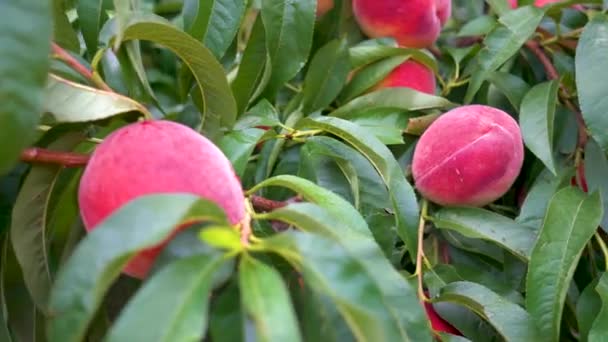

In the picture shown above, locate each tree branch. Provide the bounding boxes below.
[51,43,113,92]
[20,148,90,167]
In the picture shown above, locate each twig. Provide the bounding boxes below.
[20,148,90,167]
[415,199,430,302]
[249,195,302,212]
[51,43,113,92]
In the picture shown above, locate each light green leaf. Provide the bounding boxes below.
[576,14,608,151]
[589,273,608,342]
[47,194,230,342]
[106,254,229,342]
[0,0,51,175]
[526,187,603,340]
[44,74,149,122]
[519,80,559,175]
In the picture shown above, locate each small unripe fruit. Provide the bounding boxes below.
[352,0,451,48]
[78,120,246,279]
[372,60,436,95]
[412,105,524,207]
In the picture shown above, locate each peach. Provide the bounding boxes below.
[317,0,334,17]
[424,301,462,336]
[372,59,436,95]
[78,120,246,279]
[352,0,451,48]
[412,105,524,207]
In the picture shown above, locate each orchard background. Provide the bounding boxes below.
[2,0,608,341]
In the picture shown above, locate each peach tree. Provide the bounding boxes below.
[1,0,608,341]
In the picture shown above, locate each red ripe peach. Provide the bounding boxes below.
[317,0,334,17]
[423,301,462,336]
[352,0,451,48]
[412,105,524,207]
[372,59,436,95]
[78,120,246,279]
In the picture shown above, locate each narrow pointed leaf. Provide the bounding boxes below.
[431,207,536,261]
[585,138,608,231]
[77,0,112,55]
[0,0,51,175]
[434,281,541,341]
[106,254,229,342]
[525,187,603,340]
[589,273,608,342]
[44,74,149,122]
[47,194,230,342]
[239,256,302,342]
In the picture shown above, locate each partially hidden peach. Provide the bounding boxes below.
[372,59,436,95]
[317,0,334,17]
[412,105,524,207]
[78,120,246,279]
[352,0,451,48]
[424,301,462,336]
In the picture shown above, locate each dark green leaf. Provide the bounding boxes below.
[302,39,350,113]
[585,138,608,231]
[0,0,51,175]
[52,0,80,52]
[233,99,280,130]
[218,128,266,177]
[100,13,237,129]
[457,15,497,37]
[576,14,608,151]
[239,255,302,342]
[261,0,315,96]
[519,80,560,175]
[77,0,112,55]
[262,230,433,341]
[44,74,149,122]
[10,132,84,313]
[183,0,247,59]
[47,194,230,342]
[431,207,536,261]
[297,117,419,256]
[348,41,436,71]
[209,281,243,342]
[526,187,603,340]
[465,7,544,103]
[488,71,530,111]
[589,273,608,341]
[433,281,540,341]
[576,275,603,342]
[106,254,229,342]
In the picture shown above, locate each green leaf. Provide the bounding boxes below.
[47,194,230,342]
[248,174,370,236]
[589,273,608,342]
[209,281,243,342]
[106,254,229,342]
[329,88,453,119]
[198,226,242,251]
[52,0,80,52]
[44,74,149,122]
[100,13,237,129]
[348,41,437,71]
[585,138,608,231]
[231,16,268,117]
[339,55,410,104]
[457,15,497,37]
[431,207,536,261]
[488,71,530,110]
[0,237,13,342]
[261,0,315,96]
[525,187,603,340]
[302,39,350,113]
[183,0,247,59]
[10,132,84,313]
[0,0,51,175]
[519,80,559,175]
[433,281,541,341]
[347,109,408,145]
[465,6,544,103]
[297,116,420,256]
[576,14,608,151]
[239,255,302,342]
[77,0,112,55]
[262,230,433,342]
[218,128,266,177]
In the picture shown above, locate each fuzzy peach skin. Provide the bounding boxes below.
[372,59,436,94]
[352,0,451,48]
[78,120,246,279]
[412,105,524,207]
[317,0,334,17]
[508,0,584,9]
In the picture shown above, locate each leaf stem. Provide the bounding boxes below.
[51,43,113,92]
[415,199,430,302]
